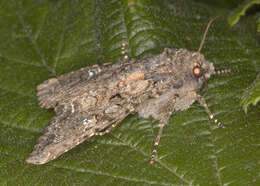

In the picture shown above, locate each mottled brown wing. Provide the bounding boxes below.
[31,53,182,165]
[37,63,113,109]
[26,102,130,165]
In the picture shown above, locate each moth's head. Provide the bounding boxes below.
[190,51,231,82]
[190,52,215,80]
[162,48,216,86]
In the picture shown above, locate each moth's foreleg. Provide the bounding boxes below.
[150,121,166,164]
[121,43,129,61]
[95,123,118,136]
[197,94,225,128]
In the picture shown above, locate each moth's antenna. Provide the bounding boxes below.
[198,17,217,52]
[213,69,232,75]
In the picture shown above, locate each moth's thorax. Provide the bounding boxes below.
[137,48,216,120]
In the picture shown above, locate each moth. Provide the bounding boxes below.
[26,19,231,165]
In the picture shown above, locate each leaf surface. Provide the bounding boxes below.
[0,0,259,185]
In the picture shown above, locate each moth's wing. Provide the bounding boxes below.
[26,105,130,165]
[37,63,113,109]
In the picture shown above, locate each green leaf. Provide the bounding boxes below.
[241,73,260,113]
[0,0,259,185]
[228,0,260,31]
[258,17,260,32]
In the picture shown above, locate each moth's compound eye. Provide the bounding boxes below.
[193,66,202,77]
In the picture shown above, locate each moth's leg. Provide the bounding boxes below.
[95,123,118,136]
[121,43,129,61]
[197,94,225,128]
[150,121,166,164]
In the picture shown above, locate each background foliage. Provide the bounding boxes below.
[0,0,259,185]
[228,0,260,32]
[228,0,260,112]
